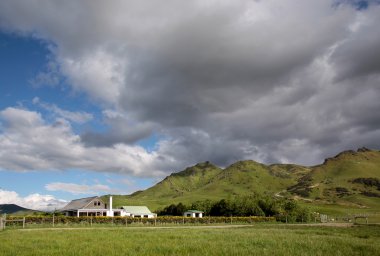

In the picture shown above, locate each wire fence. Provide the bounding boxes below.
[1,216,275,229]
[2,213,379,230]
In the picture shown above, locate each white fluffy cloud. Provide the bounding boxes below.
[60,49,126,104]
[0,0,380,174]
[0,189,67,211]
[0,107,177,176]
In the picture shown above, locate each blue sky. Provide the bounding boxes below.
[0,32,158,209]
[1,0,380,210]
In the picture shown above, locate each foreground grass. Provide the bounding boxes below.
[0,224,379,255]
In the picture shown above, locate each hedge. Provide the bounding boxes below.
[4,216,275,226]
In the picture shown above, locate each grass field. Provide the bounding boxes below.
[1,224,379,255]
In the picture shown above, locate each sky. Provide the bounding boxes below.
[0,0,379,211]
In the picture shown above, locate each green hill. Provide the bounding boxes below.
[288,147,380,214]
[0,204,40,215]
[109,148,380,214]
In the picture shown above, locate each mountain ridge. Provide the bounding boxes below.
[0,204,40,215]
[109,148,380,214]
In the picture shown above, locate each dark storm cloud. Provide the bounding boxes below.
[331,6,380,81]
[81,125,153,147]
[81,111,154,147]
[0,0,380,175]
[119,1,351,128]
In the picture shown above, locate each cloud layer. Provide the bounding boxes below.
[45,182,123,195]
[0,189,67,211]
[0,107,172,176]
[0,0,380,176]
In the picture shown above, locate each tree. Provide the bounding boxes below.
[210,199,232,216]
[157,203,189,216]
[190,200,212,215]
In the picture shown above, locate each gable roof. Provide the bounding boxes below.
[60,196,101,211]
[184,210,204,213]
[121,206,154,215]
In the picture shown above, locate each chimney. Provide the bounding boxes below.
[109,196,113,210]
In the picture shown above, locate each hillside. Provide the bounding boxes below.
[0,204,40,215]
[110,148,380,214]
[110,161,309,209]
[288,147,380,213]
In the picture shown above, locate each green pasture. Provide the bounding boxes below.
[1,224,379,255]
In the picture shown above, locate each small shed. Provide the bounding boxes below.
[184,210,203,218]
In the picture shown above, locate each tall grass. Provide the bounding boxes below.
[0,224,379,255]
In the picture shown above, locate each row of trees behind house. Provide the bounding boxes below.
[157,194,311,222]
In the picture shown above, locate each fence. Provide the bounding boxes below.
[1,215,26,230]
[2,216,275,229]
[313,213,380,224]
[3,213,379,230]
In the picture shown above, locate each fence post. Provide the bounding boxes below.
[4,214,6,229]
[53,214,55,227]
[0,217,3,230]
[23,217,25,229]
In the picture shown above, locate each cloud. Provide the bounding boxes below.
[29,60,61,88]
[81,110,154,147]
[0,0,380,174]
[0,107,176,176]
[32,97,93,124]
[45,182,122,195]
[330,6,380,81]
[0,189,67,211]
[60,49,126,104]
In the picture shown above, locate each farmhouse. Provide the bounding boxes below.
[60,196,156,218]
[183,210,203,218]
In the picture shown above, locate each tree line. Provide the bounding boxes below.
[157,194,311,222]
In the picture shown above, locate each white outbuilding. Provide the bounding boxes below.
[183,210,203,218]
[121,206,157,218]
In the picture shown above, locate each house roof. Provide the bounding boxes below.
[121,206,154,215]
[60,196,101,211]
[184,210,204,213]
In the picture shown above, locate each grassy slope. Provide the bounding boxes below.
[111,162,224,209]
[111,161,311,210]
[290,149,380,214]
[110,148,380,214]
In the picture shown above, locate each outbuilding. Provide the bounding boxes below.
[121,206,157,218]
[183,210,203,218]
